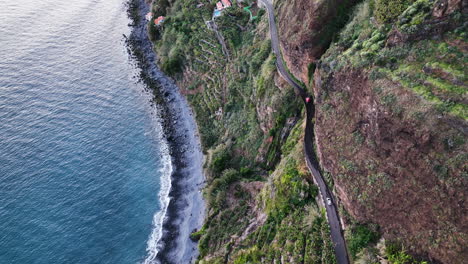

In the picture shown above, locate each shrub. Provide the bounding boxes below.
[381,94,397,106]
[369,69,386,80]
[210,150,231,174]
[161,56,182,75]
[355,247,379,264]
[206,169,243,209]
[233,246,263,264]
[347,224,380,258]
[249,40,271,75]
[198,233,210,257]
[353,130,365,144]
[374,0,411,23]
[385,242,428,264]
[190,226,206,241]
[340,159,357,172]
[433,164,449,180]
[338,1,372,49]
[148,22,160,41]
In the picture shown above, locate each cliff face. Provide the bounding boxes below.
[276,0,359,85]
[312,0,467,263]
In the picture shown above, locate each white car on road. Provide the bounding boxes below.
[326,198,332,206]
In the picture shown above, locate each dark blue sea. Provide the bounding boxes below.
[0,0,172,263]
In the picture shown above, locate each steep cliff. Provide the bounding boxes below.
[276,0,359,85]
[312,0,467,263]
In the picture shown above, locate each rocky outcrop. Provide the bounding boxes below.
[432,0,465,18]
[276,0,358,85]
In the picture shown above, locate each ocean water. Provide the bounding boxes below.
[0,0,171,263]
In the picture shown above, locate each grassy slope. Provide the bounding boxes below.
[323,0,467,120]
[148,0,338,262]
[152,0,302,165]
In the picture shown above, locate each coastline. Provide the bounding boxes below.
[125,0,205,263]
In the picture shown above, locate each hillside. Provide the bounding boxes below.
[149,0,467,263]
[312,1,467,263]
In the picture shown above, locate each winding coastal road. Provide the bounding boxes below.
[259,0,350,263]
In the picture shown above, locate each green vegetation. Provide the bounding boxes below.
[196,140,336,263]
[161,54,183,75]
[153,0,302,155]
[148,0,466,262]
[150,0,309,262]
[345,224,380,259]
[351,239,430,264]
[233,246,262,264]
[281,118,303,156]
[263,158,318,218]
[373,0,411,23]
[317,0,359,47]
[232,144,335,263]
[324,0,467,120]
[190,226,206,241]
[385,242,428,264]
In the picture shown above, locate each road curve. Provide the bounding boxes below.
[261,1,306,98]
[259,0,350,263]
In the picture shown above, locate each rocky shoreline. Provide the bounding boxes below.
[125,0,205,263]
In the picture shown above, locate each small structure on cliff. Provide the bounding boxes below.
[213,0,232,18]
[216,0,231,11]
[145,12,153,21]
[154,16,165,26]
[221,0,232,8]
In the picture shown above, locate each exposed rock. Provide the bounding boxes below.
[432,0,464,18]
[386,29,407,47]
[280,117,298,143]
[313,66,467,263]
[276,0,359,84]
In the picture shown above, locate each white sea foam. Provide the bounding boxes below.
[139,92,174,264]
[142,122,172,264]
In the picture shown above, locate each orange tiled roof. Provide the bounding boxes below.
[154,16,165,25]
[221,0,231,7]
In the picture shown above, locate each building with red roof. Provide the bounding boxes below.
[214,0,232,17]
[154,16,165,26]
[216,2,224,11]
[221,0,231,8]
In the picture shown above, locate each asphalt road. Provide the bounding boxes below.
[259,0,350,263]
